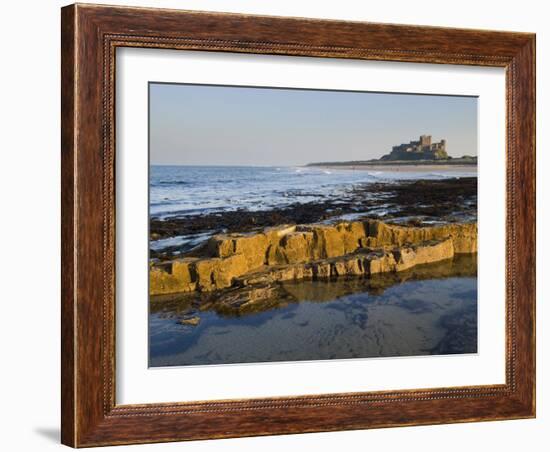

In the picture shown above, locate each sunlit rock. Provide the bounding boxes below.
[150,220,477,296]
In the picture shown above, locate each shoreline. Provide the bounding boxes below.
[310,164,477,173]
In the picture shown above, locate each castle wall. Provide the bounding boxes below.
[381,135,448,161]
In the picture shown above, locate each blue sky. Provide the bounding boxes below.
[149,83,477,166]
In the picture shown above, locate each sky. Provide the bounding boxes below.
[149,82,477,166]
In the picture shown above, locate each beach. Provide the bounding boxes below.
[148,165,478,366]
[311,164,477,173]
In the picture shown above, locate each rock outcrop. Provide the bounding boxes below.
[150,219,477,296]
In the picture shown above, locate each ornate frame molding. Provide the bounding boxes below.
[62,4,535,447]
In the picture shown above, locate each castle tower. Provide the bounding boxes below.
[420,135,432,147]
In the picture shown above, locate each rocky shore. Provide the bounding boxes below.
[150,218,477,303]
[150,177,477,258]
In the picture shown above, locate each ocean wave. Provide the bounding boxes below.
[149,166,476,218]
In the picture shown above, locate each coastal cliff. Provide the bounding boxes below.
[150,219,477,296]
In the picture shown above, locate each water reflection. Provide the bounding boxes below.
[149,255,477,366]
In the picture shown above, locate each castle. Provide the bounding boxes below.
[380,135,449,161]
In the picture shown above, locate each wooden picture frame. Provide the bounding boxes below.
[61,3,535,447]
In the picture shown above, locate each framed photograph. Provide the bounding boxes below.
[61,3,535,447]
